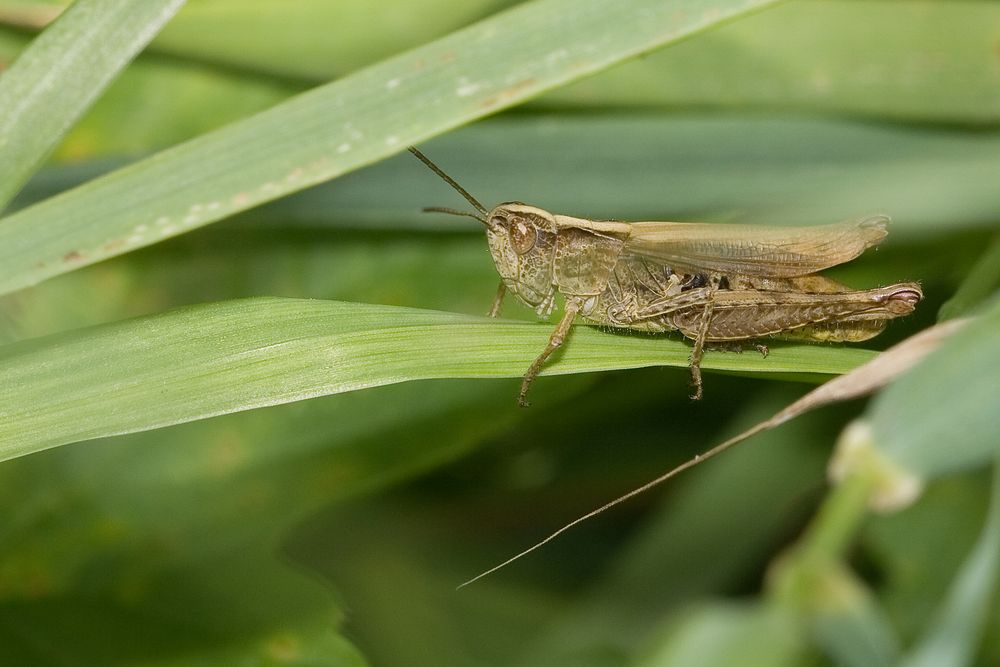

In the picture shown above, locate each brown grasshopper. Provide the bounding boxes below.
[409,147,922,407]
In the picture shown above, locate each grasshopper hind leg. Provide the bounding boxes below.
[686,278,721,400]
[688,321,709,401]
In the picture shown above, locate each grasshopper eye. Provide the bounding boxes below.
[509,219,537,255]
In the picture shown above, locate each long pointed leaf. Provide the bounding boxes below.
[0,0,783,296]
[0,0,186,208]
[901,460,1000,667]
[871,296,1000,478]
[0,297,874,460]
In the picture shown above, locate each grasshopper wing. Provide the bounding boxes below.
[624,215,889,277]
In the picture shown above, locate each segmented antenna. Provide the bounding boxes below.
[422,206,486,223]
[408,146,488,219]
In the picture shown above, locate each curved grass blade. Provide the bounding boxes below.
[870,296,1000,478]
[0,0,186,209]
[0,0,783,296]
[13,114,1000,237]
[938,235,1000,321]
[546,1,1000,124]
[0,297,875,461]
[900,460,1000,667]
[13,1,992,124]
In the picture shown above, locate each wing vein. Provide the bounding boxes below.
[623,215,889,277]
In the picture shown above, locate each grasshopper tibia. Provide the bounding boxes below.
[518,301,580,408]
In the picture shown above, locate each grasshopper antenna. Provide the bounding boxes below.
[457,420,775,589]
[408,146,488,221]
[422,206,486,224]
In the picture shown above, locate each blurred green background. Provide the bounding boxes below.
[1,1,999,665]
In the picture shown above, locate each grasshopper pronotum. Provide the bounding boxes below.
[409,147,922,406]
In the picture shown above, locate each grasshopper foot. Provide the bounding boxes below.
[688,365,704,401]
[705,341,769,358]
[517,376,534,408]
[707,342,744,354]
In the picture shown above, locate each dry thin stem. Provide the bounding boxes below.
[458,318,967,589]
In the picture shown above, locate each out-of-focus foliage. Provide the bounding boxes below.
[1,0,998,665]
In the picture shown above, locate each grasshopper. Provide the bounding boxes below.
[409,147,922,407]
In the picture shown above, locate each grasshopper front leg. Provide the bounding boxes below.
[519,300,581,408]
[487,281,507,318]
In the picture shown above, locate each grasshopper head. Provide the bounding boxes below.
[407,147,557,315]
[484,203,558,315]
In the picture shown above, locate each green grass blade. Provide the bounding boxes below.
[0,297,874,460]
[900,461,1000,667]
[246,115,1000,236]
[871,296,1000,478]
[24,0,989,124]
[13,114,1000,237]
[938,235,1000,321]
[0,0,783,296]
[546,0,1000,124]
[0,380,527,665]
[810,583,902,667]
[635,604,808,667]
[154,0,510,82]
[0,0,186,209]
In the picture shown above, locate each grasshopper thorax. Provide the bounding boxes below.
[485,203,558,315]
